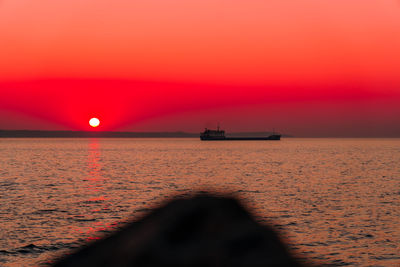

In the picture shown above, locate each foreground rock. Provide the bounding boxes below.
[54,195,304,266]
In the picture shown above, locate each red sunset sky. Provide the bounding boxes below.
[1,0,399,137]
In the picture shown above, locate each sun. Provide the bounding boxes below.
[89,117,100,128]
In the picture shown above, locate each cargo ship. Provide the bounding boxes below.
[200,127,281,141]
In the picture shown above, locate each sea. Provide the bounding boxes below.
[0,138,399,266]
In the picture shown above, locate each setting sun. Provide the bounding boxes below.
[89,118,100,128]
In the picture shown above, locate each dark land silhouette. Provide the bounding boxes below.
[54,194,307,266]
[0,130,290,138]
[0,130,197,138]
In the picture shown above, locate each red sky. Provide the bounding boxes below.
[1,0,400,137]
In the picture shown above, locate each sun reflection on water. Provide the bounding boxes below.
[75,139,115,241]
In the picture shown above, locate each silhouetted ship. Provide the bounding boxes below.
[200,127,281,141]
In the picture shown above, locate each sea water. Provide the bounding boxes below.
[0,138,399,266]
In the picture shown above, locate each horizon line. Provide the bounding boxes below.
[1,129,400,138]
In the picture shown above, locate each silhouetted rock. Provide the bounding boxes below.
[54,194,303,266]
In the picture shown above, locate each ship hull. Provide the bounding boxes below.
[200,135,281,141]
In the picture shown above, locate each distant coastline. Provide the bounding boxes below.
[0,130,292,138]
[0,130,197,138]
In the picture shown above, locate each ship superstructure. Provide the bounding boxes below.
[200,128,226,140]
[200,127,281,141]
